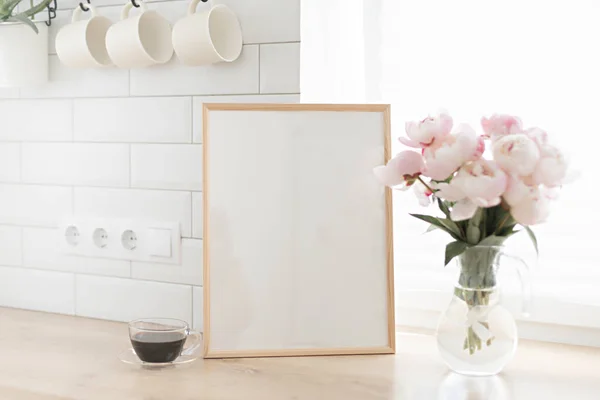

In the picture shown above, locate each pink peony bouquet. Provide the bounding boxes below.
[374,112,573,265]
[375,112,574,356]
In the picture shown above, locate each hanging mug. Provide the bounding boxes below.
[55,5,113,68]
[106,0,173,68]
[172,0,243,66]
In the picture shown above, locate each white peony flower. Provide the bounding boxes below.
[509,186,552,226]
[481,114,523,141]
[373,150,425,188]
[492,134,540,176]
[412,180,434,207]
[502,175,531,206]
[453,160,507,208]
[531,144,568,187]
[422,124,484,181]
[435,160,508,221]
[399,112,453,148]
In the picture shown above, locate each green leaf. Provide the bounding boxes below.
[410,213,463,241]
[425,224,439,233]
[8,13,37,33]
[436,198,451,219]
[1,0,24,17]
[523,226,539,255]
[18,0,52,18]
[445,241,469,266]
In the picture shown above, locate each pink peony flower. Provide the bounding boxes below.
[373,150,425,188]
[525,127,549,149]
[399,112,453,148]
[435,160,507,221]
[481,114,523,140]
[422,124,483,181]
[492,134,540,176]
[453,160,508,208]
[456,125,485,161]
[412,180,434,207]
[450,199,480,222]
[435,181,465,202]
[531,144,568,187]
[509,187,552,226]
[502,175,530,206]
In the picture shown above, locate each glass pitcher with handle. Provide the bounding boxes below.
[435,245,531,376]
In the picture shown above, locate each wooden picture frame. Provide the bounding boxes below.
[202,103,394,358]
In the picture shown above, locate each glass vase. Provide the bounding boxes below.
[435,245,530,376]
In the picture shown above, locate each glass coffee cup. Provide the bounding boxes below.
[129,318,202,363]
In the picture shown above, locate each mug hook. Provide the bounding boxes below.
[131,0,140,7]
[79,0,90,12]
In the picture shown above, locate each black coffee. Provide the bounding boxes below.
[131,332,186,363]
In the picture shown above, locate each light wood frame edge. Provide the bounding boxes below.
[205,346,395,359]
[202,103,211,357]
[202,103,395,358]
[202,103,390,112]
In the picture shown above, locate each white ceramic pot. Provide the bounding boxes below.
[0,21,48,87]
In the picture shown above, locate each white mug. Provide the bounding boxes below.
[55,6,113,68]
[106,1,173,68]
[172,0,243,66]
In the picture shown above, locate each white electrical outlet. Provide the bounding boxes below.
[121,230,137,251]
[59,218,182,264]
[64,225,80,247]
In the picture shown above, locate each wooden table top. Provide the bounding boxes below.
[0,307,597,399]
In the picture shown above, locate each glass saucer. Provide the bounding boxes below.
[119,348,201,368]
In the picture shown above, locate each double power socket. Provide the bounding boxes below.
[60,218,181,264]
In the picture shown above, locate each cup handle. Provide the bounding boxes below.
[499,251,532,318]
[121,0,147,20]
[181,329,203,357]
[187,0,208,15]
[72,4,98,22]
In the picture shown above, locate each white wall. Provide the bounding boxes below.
[0,0,300,330]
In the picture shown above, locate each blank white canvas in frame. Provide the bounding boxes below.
[203,104,395,358]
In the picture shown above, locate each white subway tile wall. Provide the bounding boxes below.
[192,192,203,238]
[260,43,301,94]
[22,143,130,187]
[0,88,19,99]
[75,275,193,322]
[0,226,23,266]
[0,0,300,327]
[0,184,72,227]
[0,144,21,183]
[0,100,72,142]
[0,267,75,315]
[192,286,203,331]
[73,97,192,143]
[131,144,202,191]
